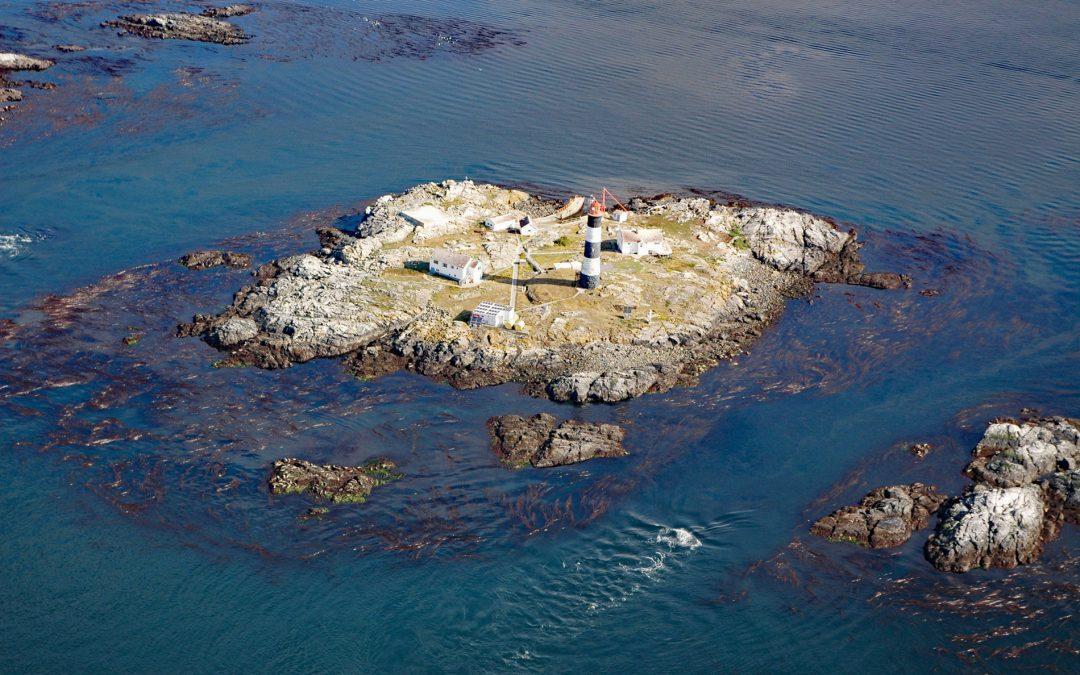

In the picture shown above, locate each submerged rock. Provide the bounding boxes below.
[964,416,1080,488]
[487,413,627,468]
[54,45,86,53]
[924,484,1048,573]
[810,483,946,548]
[103,13,249,45]
[0,53,55,72]
[178,249,252,270]
[268,457,401,504]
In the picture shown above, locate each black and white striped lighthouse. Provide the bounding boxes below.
[578,199,603,289]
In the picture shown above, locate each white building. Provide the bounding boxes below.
[469,301,514,328]
[483,214,519,232]
[429,249,484,286]
[611,209,629,223]
[616,228,671,256]
[400,205,450,229]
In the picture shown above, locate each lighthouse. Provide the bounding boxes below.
[578,199,603,289]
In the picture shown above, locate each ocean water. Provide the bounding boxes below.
[1,0,1078,671]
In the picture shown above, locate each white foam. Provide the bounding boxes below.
[0,233,31,258]
[656,526,701,550]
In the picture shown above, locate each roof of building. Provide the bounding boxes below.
[473,301,511,317]
[430,248,478,268]
[621,227,665,244]
[400,205,449,227]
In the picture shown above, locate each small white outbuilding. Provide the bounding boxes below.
[429,249,484,286]
[469,301,515,328]
[483,214,519,232]
[616,228,671,257]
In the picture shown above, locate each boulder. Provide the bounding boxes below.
[964,417,1080,488]
[487,414,627,468]
[924,484,1048,573]
[178,249,252,270]
[207,316,258,348]
[268,457,401,504]
[811,483,947,548]
[0,53,54,72]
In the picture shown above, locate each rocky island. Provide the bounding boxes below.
[487,413,628,468]
[180,180,905,402]
[812,415,1079,573]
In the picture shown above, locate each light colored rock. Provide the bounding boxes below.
[924,484,1047,573]
[208,317,258,348]
[0,88,22,103]
[738,207,850,275]
[0,53,54,71]
[965,417,1080,487]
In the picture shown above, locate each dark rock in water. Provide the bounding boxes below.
[202,4,256,18]
[178,249,252,270]
[810,483,946,548]
[924,483,1049,573]
[102,13,249,45]
[963,416,1080,488]
[1042,469,1080,525]
[268,457,402,504]
[54,44,86,53]
[910,442,933,458]
[487,413,627,468]
[0,88,21,103]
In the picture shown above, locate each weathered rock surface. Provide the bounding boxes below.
[202,4,256,18]
[0,89,22,103]
[179,180,903,401]
[924,484,1048,573]
[0,53,55,72]
[487,413,627,468]
[103,13,249,45]
[268,457,401,503]
[1042,469,1080,525]
[178,249,252,270]
[964,417,1080,487]
[810,483,946,548]
[54,45,86,53]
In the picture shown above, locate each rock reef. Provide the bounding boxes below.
[268,457,401,504]
[202,5,256,18]
[0,53,55,72]
[103,13,249,45]
[180,180,904,402]
[178,249,252,270]
[810,483,946,548]
[487,413,627,468]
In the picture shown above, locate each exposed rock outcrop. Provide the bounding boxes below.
[810,483,946,548]
[0,53,55,72]
[964,417,1079,487]
[103,13,249,45]
[924,484,1048,573]
[487,413,627,468]
[268,458,401,504]
[54,45,86,53]
[178,249,252,270]
[202,4,256,18]
[0,89,22,103]
[179,180,903,402]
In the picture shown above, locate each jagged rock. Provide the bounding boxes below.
[54,45,86,53]
[103,13,249,45]
[178,249,252,270]
[811,483,946,548]
[924,484,1048,573]
[0,89,22,103]
[737,207,850,275]
[1042,470,1080,524]
[202,4,256,18]
[487,414,627,468]
[207,317,257,348]
[268,457,401,503]
[910,442,933,458]
[0,53,54,72]
[964,417,1080,488]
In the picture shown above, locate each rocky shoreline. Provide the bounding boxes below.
[179,180,906,403]
[812,415,1079,573]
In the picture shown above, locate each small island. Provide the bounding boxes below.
[180,180,905,402]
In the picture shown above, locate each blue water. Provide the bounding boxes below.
[2,0,1078,671]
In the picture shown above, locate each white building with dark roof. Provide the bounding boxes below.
[429,249,484,286]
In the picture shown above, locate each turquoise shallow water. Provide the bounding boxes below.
[1,0,1079,671]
